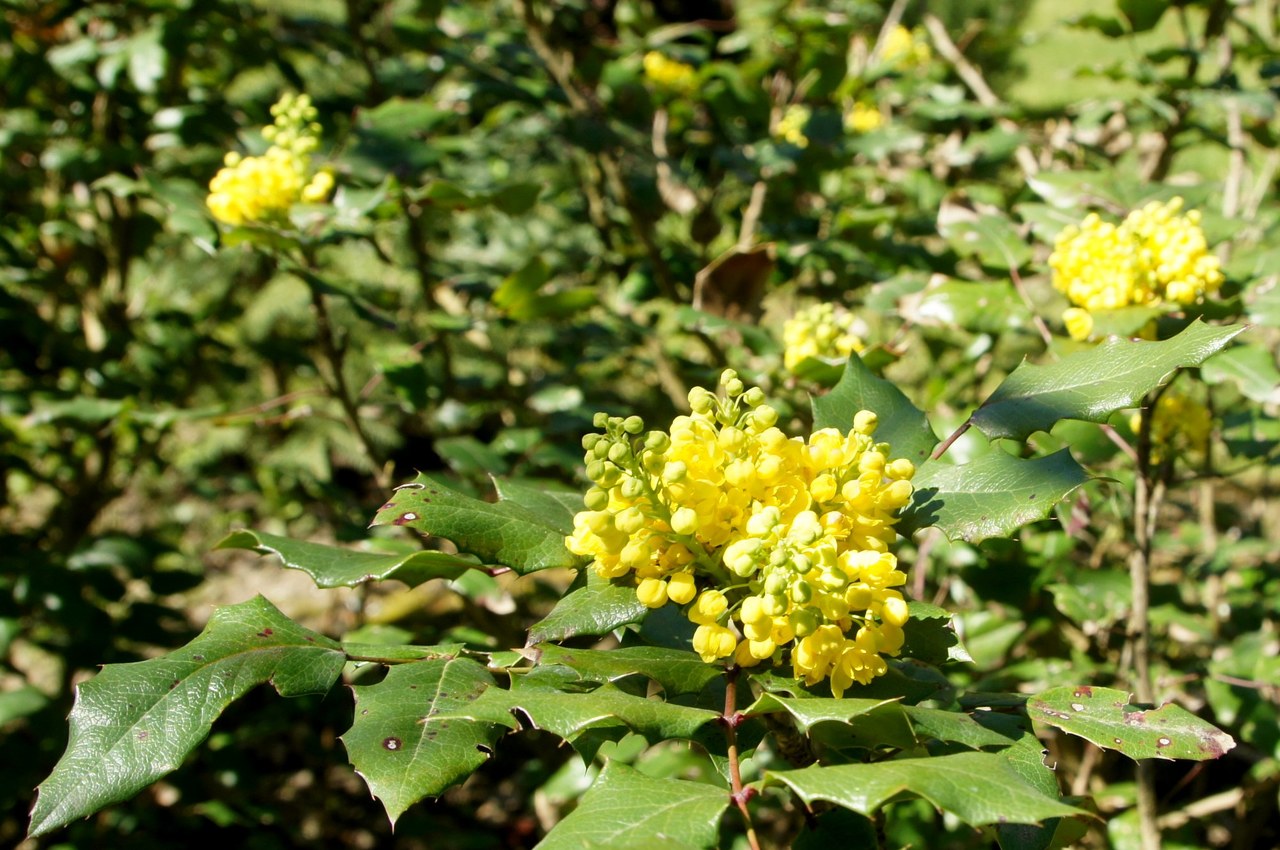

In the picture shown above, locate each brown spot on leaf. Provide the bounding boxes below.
[169,680,179,690]
[393,512,419,526]
[192,655,204,662]
[1157,737,1172,748]
[137,731,148,741]
[1124,710,1146,725]
[256,628,274,638]
[1073,686,1093,698]
[383,737,403,751]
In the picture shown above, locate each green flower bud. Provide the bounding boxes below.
[743,387,765,407]
[593,412,610,428]
[620,477,645,499]
[764,593,788,617]
[582,433,601,451]
[583,487,609,511]
[623,415,644,434]
[763,570,789,596]
[607,442,631,464]
[789,579,813,604]
[789,607,819,638]
[586,460,607,482]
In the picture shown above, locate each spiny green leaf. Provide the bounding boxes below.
[29,597,344,838]
[526,572,647,645]
[342,657,516,826]
[372,473,584,573]
[901,449,1090,542]
[217,530,483,588]
[490,476,583,536]
[534,760,729,850]
[812,355,938,466]
[768,751,1087,828]
[503,684,718,759]
[744,692,901,734]
[970,321,1245,441]
[1028,685,1236,761]
[532,644,721,696]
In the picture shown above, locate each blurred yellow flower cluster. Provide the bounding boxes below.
[643,51,696,93]
[1049,197,1223,340]
[1130,390,1213,465]
[783,302,865,372]
[207,93,334,227]
[878,24,932,69]
[565,370,916,696]
[775,104,811,148]
[845,101,883,134]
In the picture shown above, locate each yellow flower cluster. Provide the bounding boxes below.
[207,93,334,226]
[878,24,932,69]
[643,51,696,93]
[846,101,883,134]
[1130,390,1213,465]
[565,370,916,696]
[775,104,811,148]
[1049,198,1223,340]
[783,302,865,373]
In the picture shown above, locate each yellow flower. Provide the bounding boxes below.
[206,93,332,226]
[846,102,883,134]
[878,24,932,70]
[775,104,811,148]
[1129,390,1213,465]
[1049,198,1223,339]
[565,369,916,695]
[783,302,865,372]
[643,51,696,93]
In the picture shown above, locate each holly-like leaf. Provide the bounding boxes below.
[768,751,1086,828]
[812,355,938,466]
[901,449,1090,542]
[970,321,1245,441]
[745,692,901,734]
[29,597,345,838]
[526,572,648,646]
[535,760,729,850]
[533,644,721,696]
[490,476,583,536]
[505,684,719,757]
[1028,685,1236,761]
[901,706,1017,750]
[372,473,584,573]
[342,657,516,826]
[217,529,483,588]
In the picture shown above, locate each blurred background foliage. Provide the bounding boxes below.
[1,0,1278,847]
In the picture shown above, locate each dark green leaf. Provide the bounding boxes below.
[1118,0,1166,32]
[342,657,516,826]
[902,449,1090,543]
[491,477,583,536]
[744,692,901,733]
[535,760,729,850]
[533,644,721,696]
[812,355,938,466]
[29,597,345,838]
[1028,685,1236,761]
[769,751,1087,827]
[217,530,484,588]
[372,473,584,573]
[526,571,647,645]
[970,321,1245,441]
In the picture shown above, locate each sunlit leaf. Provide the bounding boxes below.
[29,597,344,838]
[1028,685,1236,761]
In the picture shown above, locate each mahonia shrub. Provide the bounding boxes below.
[566,370,914,695]
[1049,197,1224,340]
[206,93,334,226]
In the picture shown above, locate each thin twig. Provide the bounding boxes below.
[723,667,763,850]
[921,14,1039,177]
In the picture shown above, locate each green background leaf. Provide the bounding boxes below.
[526,572,648,645]
[29,597,345,838]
